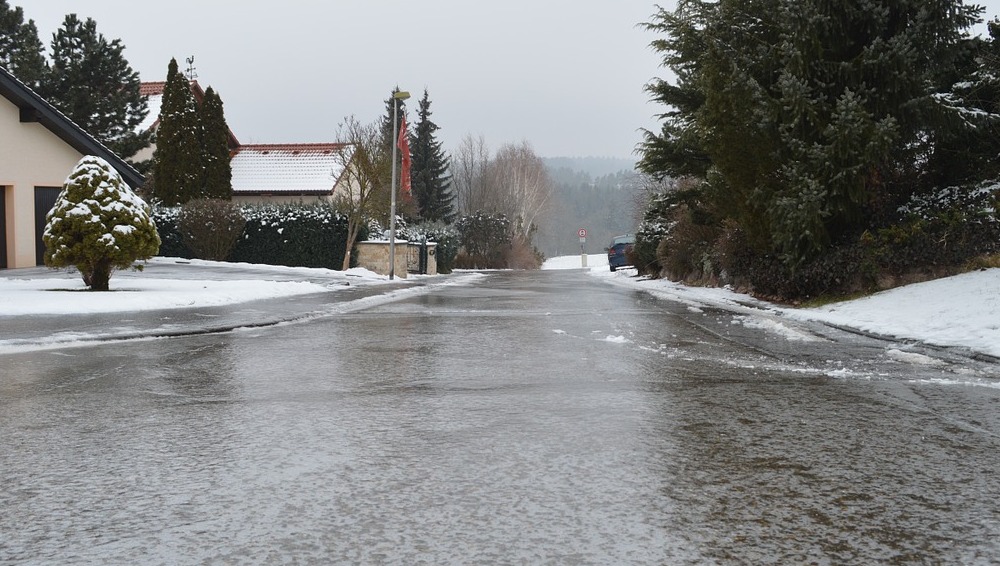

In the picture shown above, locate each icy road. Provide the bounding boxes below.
[3,269,1000,564]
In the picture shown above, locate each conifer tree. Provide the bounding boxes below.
[640,0,984,266]
[199,86,233,200]
[152,58,202,206]
[40,14,150,162]
[379,87,409,153]
[376,88,415,221]
[925,19,1000,187]
[43,156,160,291]
[0,1,47,88]
[410,89,455,223]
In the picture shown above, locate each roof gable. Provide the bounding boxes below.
[0,65,144,189]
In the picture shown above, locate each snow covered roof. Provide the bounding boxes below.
[230,143,353,195]
[136,82,165,133]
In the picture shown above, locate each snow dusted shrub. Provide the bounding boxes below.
[150,205,192,259]
[852,182,1000,284]
[228,203,358,269]
[633,189,677,277]
[43,156,160,291]
[454,211,512,269]
[654,204,721,283]
[178,199,246,261]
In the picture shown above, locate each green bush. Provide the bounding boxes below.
[230,204,360,269]
[655,204,721,282]
[455,212,512,269]
[154,202,362,269]
[44,156,160,291]
[151,206,192,259]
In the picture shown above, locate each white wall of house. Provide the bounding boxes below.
[0,95,84,268]
[231,194,334,206]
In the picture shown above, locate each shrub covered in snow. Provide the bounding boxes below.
[454,211,512,269]
[43,156,160,291]
[153,202,361,269]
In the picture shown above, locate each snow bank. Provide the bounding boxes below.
[583,256,1000,360]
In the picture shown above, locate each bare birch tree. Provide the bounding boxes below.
[451,133,492,216]
[484,141,552,239]
[451,136,552,239]
[332,115,390,270]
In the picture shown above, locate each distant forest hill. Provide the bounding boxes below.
[536,157,643,260]
[542,157,636,179]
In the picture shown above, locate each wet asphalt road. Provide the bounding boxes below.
[2,269,1000,564]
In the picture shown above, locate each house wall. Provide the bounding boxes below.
[231,194,333,206]
[0,95,83,268]
[131,145,155,165]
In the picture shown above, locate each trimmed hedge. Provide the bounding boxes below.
[152,203,364,269]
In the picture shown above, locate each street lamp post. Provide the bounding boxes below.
[388,90,410,280]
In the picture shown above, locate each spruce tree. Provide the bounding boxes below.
[379,87,409,152]
[0,1,47,88]
[199,86,233,200]
[925,19,1000,187]
[640,0,984,266]
[151,58,202,206]
[410,89,455,223]
[41,14,150,162]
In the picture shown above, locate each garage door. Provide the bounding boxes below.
[34,187,61,266]
[0,188,6,269]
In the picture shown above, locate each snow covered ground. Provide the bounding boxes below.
[0,257,395,316]
[1,254,997,362]
[543,253,1000,360]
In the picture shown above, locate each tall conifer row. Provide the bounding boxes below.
[41,14,150,163]
[152,58,202,206]
[199,86,233,200]
[411,89,455,223]
[0,1,47,89]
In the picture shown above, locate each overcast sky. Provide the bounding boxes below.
[25,1,669,160]
[23,1,1000,161]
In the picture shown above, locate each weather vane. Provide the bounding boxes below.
[185,56,198,81]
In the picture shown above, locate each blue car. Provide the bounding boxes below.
[607,234,635,272]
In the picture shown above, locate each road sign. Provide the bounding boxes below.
[578,228,587,238]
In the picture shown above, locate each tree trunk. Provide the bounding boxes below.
[86,259,112,291]
[342,222,359,271]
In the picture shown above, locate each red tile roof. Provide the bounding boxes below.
[139,82,166,96]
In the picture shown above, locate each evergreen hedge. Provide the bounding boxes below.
[152,203,363,269]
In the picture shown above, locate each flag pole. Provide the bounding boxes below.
[388,89,409,280]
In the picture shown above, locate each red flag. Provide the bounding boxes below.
[397,116,411,195]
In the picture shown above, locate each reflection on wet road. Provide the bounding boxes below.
[3,270,1000,564]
